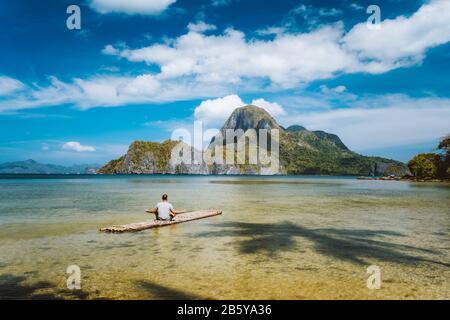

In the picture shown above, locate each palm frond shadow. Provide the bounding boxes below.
[193,221,448,267]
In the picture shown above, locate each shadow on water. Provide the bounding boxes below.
[137,281,206,300]
[193,222,449,267]
[0,274,91,300]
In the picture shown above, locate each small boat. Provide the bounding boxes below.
[99,210,223,233]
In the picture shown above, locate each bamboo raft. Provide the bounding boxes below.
[99,210,223,233]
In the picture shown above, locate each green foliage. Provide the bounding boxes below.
[97,156,125,174]
[438,135,450,153]
[99,105,412,176]
[386,163,408,176]
[279,131,405,175]
[127,140,178,172]
[406,135,450,179]
[438,135,450,178]
[407,153,440,178]
[99,140,179,174]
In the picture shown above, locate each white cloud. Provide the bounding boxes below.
[250,99,286,117]
[89,0,176,15]
[211,0,235,7]
[343,0,450,72]
[62,141,96,152]
[256,27,287,36]
[349,3,365,11]
[119,74,161,97]
[334,85,347,93]
[71,74,189,108]
[104,0,450,88]
[194,94,286,127]
[109,24,357,87]
[0,76,25,96]
[102,44,119,55]
[1,1,450,112]
[289,4,343,25]
[318,8,341,17]
[191,92,450,153]
[280,95,450,150]
[320,85,347,94]
[0,73,237,112]
[0,77,83,111]
[187,21,217,33]
[194,94,245,126]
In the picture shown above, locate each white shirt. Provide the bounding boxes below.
[156,201,174,220]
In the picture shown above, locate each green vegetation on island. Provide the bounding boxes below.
[99,105,410,176]
[98,140,180,174]
[407,136,450,180]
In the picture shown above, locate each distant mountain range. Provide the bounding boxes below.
[99,105,411,176]
[0,159,100,174]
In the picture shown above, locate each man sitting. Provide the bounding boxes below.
[149,194,178,221]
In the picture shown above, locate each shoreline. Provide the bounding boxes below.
[2,173,449,183]
[358,176,450,183]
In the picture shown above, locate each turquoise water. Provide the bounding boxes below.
[0,175,449,299]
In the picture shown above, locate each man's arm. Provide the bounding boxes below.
[170,206,177,217]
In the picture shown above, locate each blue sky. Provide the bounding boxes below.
[0,0,449,165]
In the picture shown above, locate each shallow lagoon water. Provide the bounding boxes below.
[0,175,449,299]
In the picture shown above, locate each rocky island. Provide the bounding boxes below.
[99,105,410,176]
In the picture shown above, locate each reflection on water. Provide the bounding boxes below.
[209,180,345,186]
[0,175,449,299]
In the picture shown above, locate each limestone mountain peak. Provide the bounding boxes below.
[221,104,282,132]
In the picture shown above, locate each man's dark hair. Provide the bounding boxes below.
[162,194,168,201]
